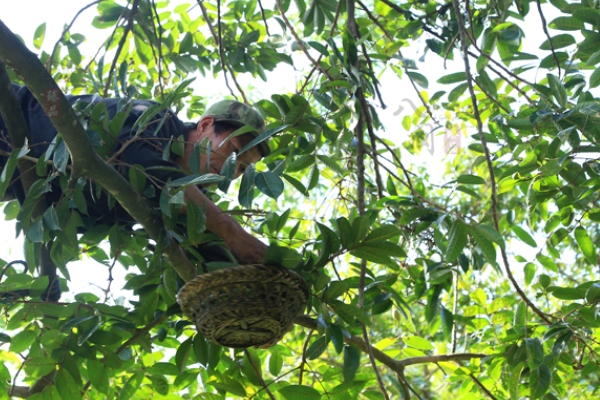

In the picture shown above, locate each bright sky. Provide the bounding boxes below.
[0,1,565,299]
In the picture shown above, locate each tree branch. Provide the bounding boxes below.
[103,0,140,96]
[449,0,551,325]
[0,19,198,283]
[275,0,334,82]
[294,315,487,373]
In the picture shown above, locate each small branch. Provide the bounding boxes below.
[149,0,166,98]
[450,0,552,325]
[451,268,459,353]
[196,0,240,100]
[103,0,141,96]
[257,0,271,36]
[536,0,561,77]
[298,328,313,385]
[297,0,343,94]
[469,373,499,400]
[294,316,487,374]
[46,0,101,71]
[275,0,334,82]
[245,349,276,400]
[397,353,487,367]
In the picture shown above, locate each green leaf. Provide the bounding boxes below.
[539,34,576,50]
[549,16,585,31]
[56,368,81,400]
[590,68,600,88]
[403,336,434,350]
[574,227,596,265]
[336,217,355,250]
[526,338,544,370]
[218,151,237,193]
[512,226,537,247]
[306,336,328,360]
[529,364,551,399]
[343,345,360,382]
[406,71,428,88]
[279,385,322,400]
[149,375,169,396]
[193,334,209,367]
[87,359,109,394]
[351,216,370,245]
[238,163,256,207]
[363,225,401,243]
[469,226,497,265]
[0,151,18,200]
[187,201,206,245]
[269,349,283,376]
[24,356,56,378]
[547,74,567,108]
[10,329,36,353]
[175,337,193,373]
[329,300,370,325]
[255,171,284,199]
[551,287,585,300]
[456,174,486,185]
[537,254,558,273]
[445,220,468,262]
[117,370,144,400]
[33,22,46,49]
[437,72,467,84]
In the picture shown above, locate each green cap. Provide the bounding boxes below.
[202,100,270,156]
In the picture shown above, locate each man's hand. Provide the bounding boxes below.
[183,186,266,265]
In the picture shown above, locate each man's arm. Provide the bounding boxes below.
[183,185,267,264]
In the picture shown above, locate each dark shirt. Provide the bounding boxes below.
[0,84,193,226]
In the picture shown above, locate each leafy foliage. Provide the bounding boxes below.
[2,0,600,399]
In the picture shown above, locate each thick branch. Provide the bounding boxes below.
[0,19,198,282]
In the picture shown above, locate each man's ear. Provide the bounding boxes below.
[196,116,215,134]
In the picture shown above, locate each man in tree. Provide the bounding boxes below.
[0,84,269,295]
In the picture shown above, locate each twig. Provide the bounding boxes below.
[469,373,499,400]
[46,0,102,71]
[298,328,314,385]
[103,0,141,96]
[450,0,552,325]
[196,0,239,100]
[274,0,334,82]
[345,6,389,394]
[536,0,561,77]
[451,268,459,353]
[257,0,270,36]
[149,0,166,98]
[297,0,343,94]
[245,349,276,400]
[293,316,488,374]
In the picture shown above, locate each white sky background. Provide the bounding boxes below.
[0,1,566,299]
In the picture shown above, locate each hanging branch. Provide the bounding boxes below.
[103,0,140,96]
[46,0,102,71]
[450,0,552,325]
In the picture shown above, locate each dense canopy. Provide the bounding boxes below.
[1,0,600,399]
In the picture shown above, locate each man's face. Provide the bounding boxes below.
[189,117,262,179]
